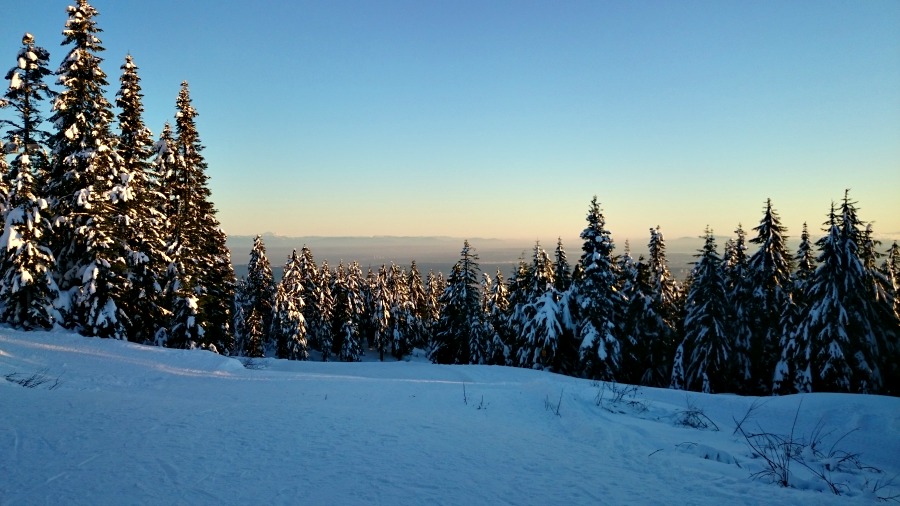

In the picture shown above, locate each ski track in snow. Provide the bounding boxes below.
[1,329,899,505]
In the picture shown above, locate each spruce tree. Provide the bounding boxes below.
[163,82,235,352]
[406,260,429,351]
[114,54,164,343]
[644,226,681,387]
[47,0,129,338]
[484,269,511,365]
[0,33,59,329]
[724,224,752,390]
[244,234,276,353]
[316,260,335,360]
[745,199,793,393]
[431,240,482,364]
[678,228,735,393]
[388,263,414,359]
[553,237,572,293]
[370,265,391,361]
[514,242,564,370]
[272,250,308,360]
[573,197,622,380]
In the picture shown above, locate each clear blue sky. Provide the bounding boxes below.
[2,0,898,247]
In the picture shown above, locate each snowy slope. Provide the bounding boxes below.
[1,329,898,505]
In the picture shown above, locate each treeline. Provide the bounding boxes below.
[0,1,235,350]
[238,194,899,396]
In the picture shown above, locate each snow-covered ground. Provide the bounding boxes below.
[1,329,898,505]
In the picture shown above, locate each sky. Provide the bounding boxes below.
[1,0,898,247]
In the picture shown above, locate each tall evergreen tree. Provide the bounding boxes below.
[0,33,59,329]
[244,234,276,353]
[643,226,681,387]
[431,240,481,364]
[746,199,792,393]
[47,0,129,338]
[553,237,572,293]
[316,260,335,360]
[114,54,165,343]
[272,250,308,360]
[406,260,429,351]
[573,197,622,380]
[677,228,735,393]
[484,269,511,365]
[724,224,752,389]
[514,242,565,370]
[163,82,235,352]
[388,263,414,359]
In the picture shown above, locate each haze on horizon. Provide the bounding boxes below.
[3,1,898,242]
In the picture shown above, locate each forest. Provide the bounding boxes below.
[2,0,898,396]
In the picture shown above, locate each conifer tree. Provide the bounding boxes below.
[388,263,414,359]
[644,226,681,387]
[616,242,649,384]
[431,240,481,364]
[316,260,335,360]
[573,197,622,380]
[272,250,308,360]
[244,234,276,353]
[724,224,752,389]
[0,33,59,329]
[484,269,511,365]
[553,237,572,293]
[783,194,894,393]
[47,0,129,338]
[773,222,815,394]
[295,246,322,350]
[163,82,235,352]
[406,260,429,351]
[513,242,564,370]
[370,265,391,361]
[745,199,793,393]
[114,54,165,343]
[678,228,735,393]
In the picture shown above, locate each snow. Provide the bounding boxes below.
[1,329,898,505]
[9,72,22,90]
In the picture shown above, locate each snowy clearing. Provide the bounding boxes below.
[1,329,898,505]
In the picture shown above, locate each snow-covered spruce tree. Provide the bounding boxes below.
[331,262,363,361]
[370,265,391,361]
[388,263,414,359]
[572,197,622,380]
[316,260,335,360]
[294,246,322,351]
[616,242,650,385]
[554,237,572,293]
[677,228,736,393]
[885,241,900,319]
[0,33,60,329]
[723,224,752,391]
[46,1,131,338]
[860,226,900,394]
[406,260,429,351]
[784,195,893,393]
[272,250,308,360]
[643,226,681,387]
[163,82,235,353]
[423,270,443,349]
[244,234,276,354]
[430,240,482,364]
[484,269,511,365]
[772,222,816,394]
[745,199,792,394]
[513,242,565,371]
[114,54,166,343]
